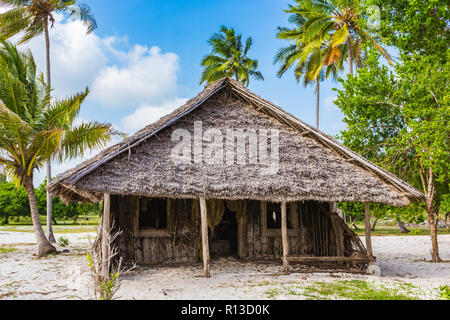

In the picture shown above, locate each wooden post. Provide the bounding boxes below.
[364,202,374,265]
[101,193,111,278]
[237,202,246,259]
[200,197,210,277]
[281,201,289,273]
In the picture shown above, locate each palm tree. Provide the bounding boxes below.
[200,26,264,86]
[287,0,390,76]
[0,0,97,242]
[275,6,343,129]
[0,41,115,256]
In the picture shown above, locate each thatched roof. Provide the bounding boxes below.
[48,77,424,206]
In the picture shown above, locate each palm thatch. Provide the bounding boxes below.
[48,77,424,206]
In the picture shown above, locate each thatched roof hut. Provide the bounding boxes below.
[48,77,423,274]
[48,77,422,206]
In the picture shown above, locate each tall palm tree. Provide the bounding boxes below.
[287,0,390,76]
[0,41,115,256]
[200,26,264,87]
[275,6,343,129]
[0,0,97,242]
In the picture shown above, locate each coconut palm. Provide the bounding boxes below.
[275,7,343,129]
[0,41,115,256]
[200,26,263,87]
[0,0,97,242]
[287,0,390,75]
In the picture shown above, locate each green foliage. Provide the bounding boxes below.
[440,286,450,300]
[0,179,29,224]
[200,26,263,86]
[0,41,116,188]
[335,50,449,222]
[86,252,120,300]
[409,229,423,236]
[0,0,97,44]
[35,180,100,222]
[56,236,69,247]
[98,272,119,301]
[274,0,344,89]
[277,0,391,79]
[370,0,449,60]
[0,176,99,223]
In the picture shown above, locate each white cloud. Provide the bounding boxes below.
[1,14,185,183]
[121,98,187,133]
[91,45,180,108]
[18,15,107,97]
[10,14,180,109]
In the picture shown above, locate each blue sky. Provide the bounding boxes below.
[84,0,346,130]
[13,0,353,183]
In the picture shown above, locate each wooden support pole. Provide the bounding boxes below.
[200,197,210,277]
[103,193,111,229]
[237,203,246,259]
[364,202,373,261]
[101,193,111,278]
[281,201,289,273]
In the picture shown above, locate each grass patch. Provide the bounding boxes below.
[0,246,17,254]
[0,225,96,234]
[260,280,423,300]
[353,225,450,236]
[440,286,450,300]
[303,280,419,300]
[1,214,100,227]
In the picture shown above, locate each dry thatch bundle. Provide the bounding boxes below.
[47,77,423,207]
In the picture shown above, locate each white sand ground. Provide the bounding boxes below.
[0,232,448,300]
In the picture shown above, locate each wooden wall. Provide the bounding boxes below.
[111,196,351,264]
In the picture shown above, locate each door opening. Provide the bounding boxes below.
[210,207,238,258]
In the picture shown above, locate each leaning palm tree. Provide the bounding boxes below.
[0,41,115,256]
[200,26,263,87]
[287,0,390,75]
[0,0,97,242]
[275,7,343,129]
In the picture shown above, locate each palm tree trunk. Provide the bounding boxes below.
[346,36,353,75]
[44,18,55,243]
[315,79,320,129]
[23,175,56,257]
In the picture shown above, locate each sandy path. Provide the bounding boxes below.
[0,233,448,300]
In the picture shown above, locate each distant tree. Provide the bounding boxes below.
[0,0,97,242]
[35,180,100,223]
[0,42,115,256]
[0,180,29,224]
[335,52,449,262]
[200,26,263,86]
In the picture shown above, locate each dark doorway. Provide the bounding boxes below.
[210,207,238,258]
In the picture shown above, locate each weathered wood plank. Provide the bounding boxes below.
[288,256,373,263]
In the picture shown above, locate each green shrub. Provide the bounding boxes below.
[440,286,450,300]
[57,236,69,247]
